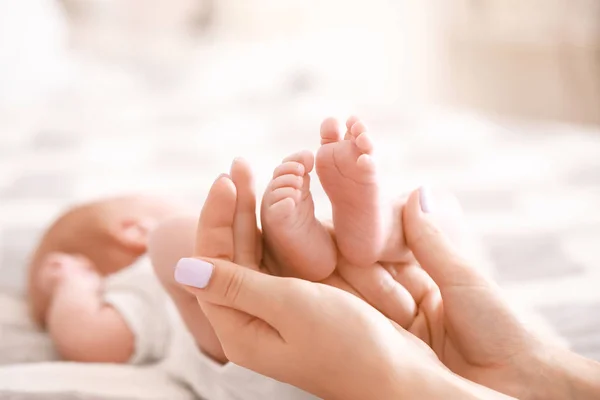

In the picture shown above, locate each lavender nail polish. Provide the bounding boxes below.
[175,258,214,289]
[419,186,433,213]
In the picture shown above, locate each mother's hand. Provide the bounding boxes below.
[175,171,507,400]
[392,187,600,400]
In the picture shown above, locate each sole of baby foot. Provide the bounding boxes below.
[316,116,391,267]
[261,150,336,281]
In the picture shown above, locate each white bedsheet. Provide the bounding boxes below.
[0,292,194,399]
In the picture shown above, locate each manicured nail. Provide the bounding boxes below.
[419,186,433,213]
[175,258,214,289]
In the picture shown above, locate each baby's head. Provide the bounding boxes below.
[31,195,188,274]
[28,195,191,324]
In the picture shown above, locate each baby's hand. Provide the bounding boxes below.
[37,252,101,296]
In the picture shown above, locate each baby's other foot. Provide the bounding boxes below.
[316,117,392,267]
[261,150,336,280]
[37,252,100,297]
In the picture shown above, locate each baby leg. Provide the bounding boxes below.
[149,215,227,363]
[41,256,135,363]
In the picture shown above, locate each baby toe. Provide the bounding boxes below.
[270,174,304,191]
[354,130,374,154]
[272,161,305,179]
[320,117,342,145]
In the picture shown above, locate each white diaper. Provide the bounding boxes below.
[103,257,171,365]
[102,257,319,400]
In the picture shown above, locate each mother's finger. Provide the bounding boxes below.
[337,260,417,329]
[382,262,437,310]
[403,187,489,290]
[176,256,292,334]
[175,257,285,368]
[199,302,281,369]
[230,158,260,268]
[188,172,266,361]
[195,174,237,260]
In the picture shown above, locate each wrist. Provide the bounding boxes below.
[386,364,515,400]
[433,370,516,400]
[527,345,600,400]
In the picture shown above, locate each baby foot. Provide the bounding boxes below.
[37,252,100,297]
[261,150,336,280]
[316,117,392,267]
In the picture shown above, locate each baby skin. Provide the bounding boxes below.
[37,255,131,363]
[154,117,413,364]
[29,196,189,363]
[262,116,409,279]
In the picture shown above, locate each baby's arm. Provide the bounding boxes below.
[46,271,134,363]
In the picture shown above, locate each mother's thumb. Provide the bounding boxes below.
[175,257,283,322]
[403,187,491,290]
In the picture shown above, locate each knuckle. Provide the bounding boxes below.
[411,221,443,248]
[376,272,398,297]
[222,268,246,306]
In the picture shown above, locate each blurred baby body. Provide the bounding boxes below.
[26,195,317,400]
[27,195,189,363]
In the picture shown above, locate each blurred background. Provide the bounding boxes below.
[1,0,600,365]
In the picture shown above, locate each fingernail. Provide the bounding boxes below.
[175,258,214,289]
[419,186,433,213]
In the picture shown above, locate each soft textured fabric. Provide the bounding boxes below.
[0,393,130,400]
[0,362,196,400]
[103,257,171,365]
[0,292,59,365]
